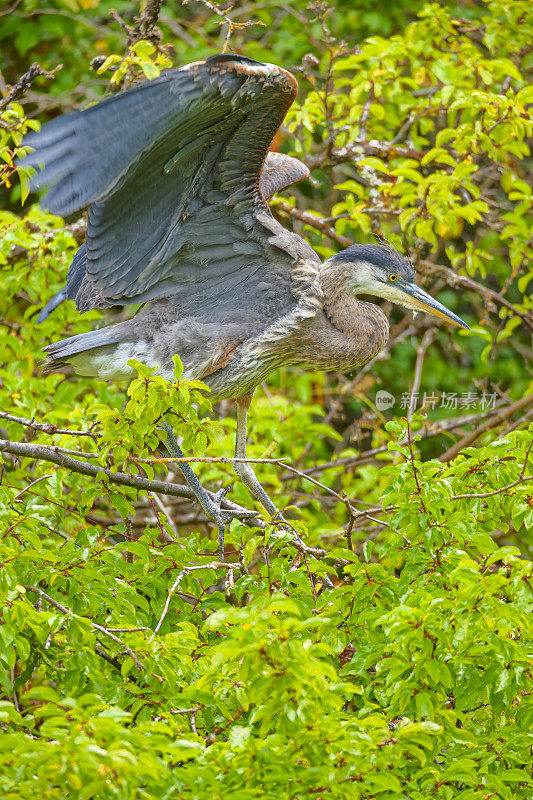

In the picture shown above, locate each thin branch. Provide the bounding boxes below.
[520,438,533,478]
[450,475,532,501]
[132,455,288,465]
[23,585,146,671]
[275,199,351,248]
[149,491,179,541]
[406,418,427,515]
[168,706,201,715]
[0,62,62,112]
[439,394,533,462]
[0,0,22,17]
[504,406,533,436]
[132,455,288,464]
[13,474,52,500]
[149,562,230,643]
[94,644,141,684]
[105,627,150,632]
[182,0,264,52]
[421,261,533,331]
[281,462,392,527]
[0,411,97,440]
[409,329,434,419]
[305,139,424,171]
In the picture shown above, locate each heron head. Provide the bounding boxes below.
[327,244,469,330]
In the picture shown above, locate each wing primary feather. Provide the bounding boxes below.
[26,57,317,315]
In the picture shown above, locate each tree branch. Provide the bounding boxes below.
[420,260,533,331]
[450,475,532,501]
[0,436,198,500]
[408,329,434,419]
[133,0,165,44]
[149,561,230,643]
[439,394,533,462]
[275,198,351,248]
[305,139,425,171]
[23,585,146,671]
[0,411,97,440]
[0,62,62,112]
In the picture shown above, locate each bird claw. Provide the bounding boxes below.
[200,487,260,559]
[160,422,260,559]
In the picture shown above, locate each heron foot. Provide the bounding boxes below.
[160,422,256,560]
[233,459,280,518]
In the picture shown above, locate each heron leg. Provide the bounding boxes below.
[160,421,254,560]
[233,394,279,518]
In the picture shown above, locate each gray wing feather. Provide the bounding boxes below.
[24,55,318,316]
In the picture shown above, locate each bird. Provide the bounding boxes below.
[23,53,469,556]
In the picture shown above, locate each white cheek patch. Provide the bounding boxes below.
[355,278,409,304]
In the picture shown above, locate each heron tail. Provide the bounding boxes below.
[43,321,136,379]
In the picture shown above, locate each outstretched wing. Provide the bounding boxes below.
[24,54,318,315]
[36,150,310,322]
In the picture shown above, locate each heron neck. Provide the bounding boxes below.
[319,260,389,365]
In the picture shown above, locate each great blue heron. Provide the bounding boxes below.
[23,54,469,556]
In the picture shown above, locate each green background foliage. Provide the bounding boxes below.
[0,1,532,797]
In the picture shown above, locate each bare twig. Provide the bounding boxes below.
[149,491,179,540]
[0,411,98,440]
[503,406,533,436]
[23,585,146,671]
[105,627,150,632]
[421,261,533,331]
[189,708,199,735]
[109,8,133,38]
[450,476,532,501]
[182,0,264,52]
[409,329,434,419]
[305,139,424,171]
[132,455,288,465]
[149,561,231,642]
[520,438,533,478]
[439,394,533,462]
[0,62,62,112]
[0,0,22,17]
[167,705,201,716]
[13,474,52,500]
[275,199,351,248]
[281,461,392,528]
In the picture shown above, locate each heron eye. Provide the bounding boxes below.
[389,273,397,282]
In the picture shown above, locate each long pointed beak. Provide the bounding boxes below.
[398,281,470,330]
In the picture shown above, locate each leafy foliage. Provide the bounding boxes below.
[0,1,532,798]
